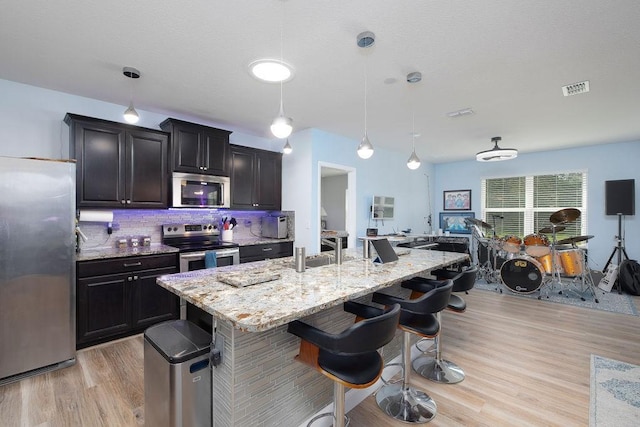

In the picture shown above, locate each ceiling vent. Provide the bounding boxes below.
[562,80,590,97]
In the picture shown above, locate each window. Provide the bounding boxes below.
[481,172,587,240]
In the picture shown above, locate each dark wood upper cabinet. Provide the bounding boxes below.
[159,118,231,176]
[229,144,282,210]
[65,113,168,209]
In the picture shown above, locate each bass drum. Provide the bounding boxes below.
[500,256,545,294]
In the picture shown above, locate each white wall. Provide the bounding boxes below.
[0,79,273,160]
[6,77,634,269]
[434,141,640,270]
[282,128,435,254]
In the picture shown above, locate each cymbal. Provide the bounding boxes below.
[538,225,566,234]
[556,235,594,245]
[550,208,581,224]
[464,217,493,229]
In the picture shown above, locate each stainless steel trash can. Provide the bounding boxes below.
[144,320,212,427]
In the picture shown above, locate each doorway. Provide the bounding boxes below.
[319,162,356,252]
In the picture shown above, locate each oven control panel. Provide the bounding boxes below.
[162,223,220,237]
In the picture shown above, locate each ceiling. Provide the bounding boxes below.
[2,0,640,163]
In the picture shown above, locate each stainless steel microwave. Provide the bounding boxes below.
[171,172,230,208]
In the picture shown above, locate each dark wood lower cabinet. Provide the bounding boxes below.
[239,241,293,263]
[76,254,179,349]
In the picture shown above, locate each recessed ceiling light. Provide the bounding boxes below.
[249,59,294,83]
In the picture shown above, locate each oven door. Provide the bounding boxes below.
[178,247,240,331]
[178,247,240,273]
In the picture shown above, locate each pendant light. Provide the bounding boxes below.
[406,72,421,170]
[270,1,293,139]
[357,31,375,159]
[476,136,518,161]
[122,67,140,124]
[407,116,421,170]
[282,139,292,154]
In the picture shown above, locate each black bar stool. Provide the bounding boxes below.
[403,267,478,384]
[369,279,453,423]
[287,302,401,427]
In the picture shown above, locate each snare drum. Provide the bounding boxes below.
[523,233,550,257]
[500,255,545,294]
[559,249,584,276]
[501,235,522,254]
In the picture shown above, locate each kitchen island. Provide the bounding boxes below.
[157,248,467,426]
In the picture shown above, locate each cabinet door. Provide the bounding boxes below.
[202,128,230,176]
[73,121,126,207]
[255,150,282,210]
[230,146,256,209]
[172,123,203,173]
[239,242,293,263]
[126,129,168,208]
[132,267,179,329]
[77,273,132,348]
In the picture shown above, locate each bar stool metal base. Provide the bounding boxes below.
[307,412,349,427]
[375,383,437,423]
[412,355,465,384]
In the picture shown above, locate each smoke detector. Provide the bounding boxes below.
[562,80,590,97]
[407,72,422,83]
[357,31,375,48]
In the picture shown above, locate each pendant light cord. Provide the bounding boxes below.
[364,56,368,133]
[279,0,284,112]
[412,110,415,150]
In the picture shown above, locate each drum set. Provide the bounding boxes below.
[467,208,598,302]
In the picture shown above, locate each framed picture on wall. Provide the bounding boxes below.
[439,212,475,234]
[443,189,471,211]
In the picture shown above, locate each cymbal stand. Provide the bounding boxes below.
[470,225,483,267]
[541,223,564,298]
[477,238,496,283]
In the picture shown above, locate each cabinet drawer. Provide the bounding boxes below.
[77,253,178,278]
[240,242,293,262]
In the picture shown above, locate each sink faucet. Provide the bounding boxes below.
[321,237,343,265]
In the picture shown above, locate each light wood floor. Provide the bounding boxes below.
[1,288,639,427]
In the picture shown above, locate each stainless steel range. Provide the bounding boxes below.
[162,223,240,332]
[162,223,240,272]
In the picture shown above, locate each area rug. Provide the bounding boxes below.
[590,355,640,426]
[473,279,638,316]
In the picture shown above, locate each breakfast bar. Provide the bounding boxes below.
[157,247,468,426]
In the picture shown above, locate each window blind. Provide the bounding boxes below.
[482,172,587,239]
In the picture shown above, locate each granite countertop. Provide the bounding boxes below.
[75,238,294,262]
[234,237,295,246]
[76,244,179,262]
[156,248,468,332]
[321,230,348,238]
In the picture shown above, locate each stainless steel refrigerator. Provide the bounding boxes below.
[0,156,76,384]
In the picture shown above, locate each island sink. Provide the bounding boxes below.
[304,256,334,268]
